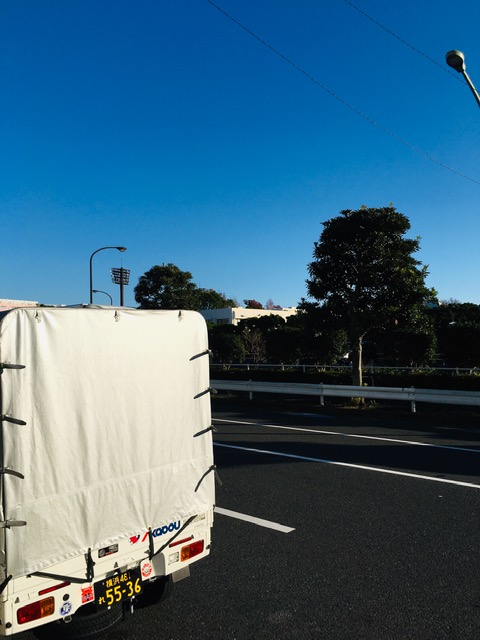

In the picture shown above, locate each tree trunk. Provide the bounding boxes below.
[351,335,363,388]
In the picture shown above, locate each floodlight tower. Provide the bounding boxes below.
[111,268,131,306]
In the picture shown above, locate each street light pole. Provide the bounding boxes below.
[92,289,114,305]
[446,50,480,109]
[89,246,127,304]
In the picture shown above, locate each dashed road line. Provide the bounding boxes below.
[215,506,295,533]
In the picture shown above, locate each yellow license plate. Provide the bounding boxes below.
[95,569,142,607]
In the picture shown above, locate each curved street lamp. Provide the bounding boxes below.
[92,289,113,305]
[446,50,480,109]
[89,246,127,303]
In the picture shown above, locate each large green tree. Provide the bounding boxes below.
[302,206,435,386]
[134,264,199,309]
[134,264,235,310]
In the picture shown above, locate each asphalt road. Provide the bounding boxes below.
[16,399,480,639]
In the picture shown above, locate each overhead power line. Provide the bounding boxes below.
[208,0,480,186]
[341,0,463,82]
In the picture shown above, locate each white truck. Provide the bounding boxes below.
[0,306,215,638]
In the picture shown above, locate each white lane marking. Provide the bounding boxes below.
[290,412,332,419]
[214,418,480,454]
[215,507,295,533]
[214,442,480,489]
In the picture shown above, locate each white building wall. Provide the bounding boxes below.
[200,307,297,326]
[0,299,38,310]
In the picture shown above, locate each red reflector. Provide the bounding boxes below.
[39,581,70,595]
[169,535,193,548]
[17,597,55,625]
[180,540,204,562]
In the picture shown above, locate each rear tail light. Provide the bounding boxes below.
[169,536,193,548]
[17,597,55,625]
[180,540,204,562]
[39,581,70,595]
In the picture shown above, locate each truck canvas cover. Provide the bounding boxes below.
[0,307,215,579]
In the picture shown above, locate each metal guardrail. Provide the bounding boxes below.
[211,379,480,413]
[211,363,480,375]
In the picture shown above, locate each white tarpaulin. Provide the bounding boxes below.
[0,307,214,578]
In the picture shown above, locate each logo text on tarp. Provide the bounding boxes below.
[129,521,181,545]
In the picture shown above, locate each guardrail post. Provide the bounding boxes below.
[410,387,416,413]
[249,379,253,401]
[319,383,324,406]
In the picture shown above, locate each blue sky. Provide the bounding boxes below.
[2,0,480,308]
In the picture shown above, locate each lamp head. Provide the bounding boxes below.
[446,50,466,73]
[117,247,127,252]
